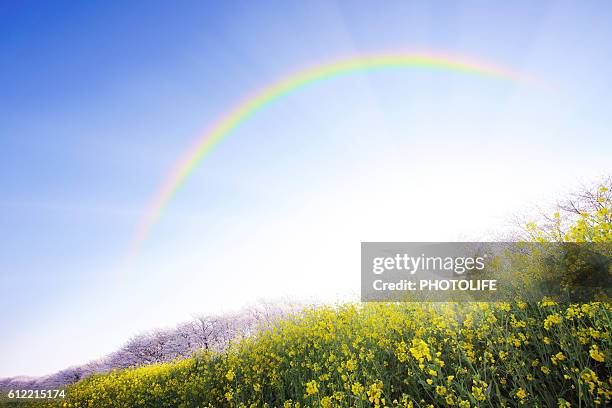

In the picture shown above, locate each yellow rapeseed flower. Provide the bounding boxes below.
[590,344,605,362]
[544,314,563,330]
[436,385,447,396]
[516,388,528,400]
[305,380,318,396]
[351,382,364,396]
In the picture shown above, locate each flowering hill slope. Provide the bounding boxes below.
[0,302,297,393]
[31,301,611,407]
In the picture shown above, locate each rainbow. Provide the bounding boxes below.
[130,52,532,255]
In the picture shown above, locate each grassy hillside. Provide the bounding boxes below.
[24,300,611,407]
[4,181,608,407]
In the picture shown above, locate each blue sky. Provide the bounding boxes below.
[1,1,611,376]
